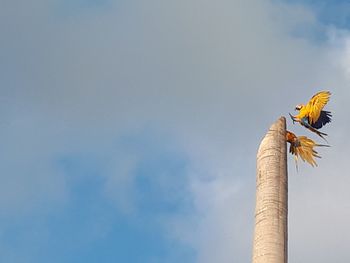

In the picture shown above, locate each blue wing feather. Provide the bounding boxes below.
[311,110,332,129]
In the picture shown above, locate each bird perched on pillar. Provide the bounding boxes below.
[289,91,332,141]
[286,130,329,170]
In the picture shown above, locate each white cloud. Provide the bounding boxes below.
[0,115,68,215]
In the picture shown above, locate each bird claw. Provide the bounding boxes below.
[289,113,296,124]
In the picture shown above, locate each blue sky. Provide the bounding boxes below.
[1,0,350,262]
[284,0,350,28]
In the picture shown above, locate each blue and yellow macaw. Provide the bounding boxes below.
[289,91,332,141]
[286,130,329,169]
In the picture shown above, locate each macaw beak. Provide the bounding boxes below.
[289,113,296,124]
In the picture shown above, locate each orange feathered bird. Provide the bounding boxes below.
[286,130,329,169]
[289,91,332,141]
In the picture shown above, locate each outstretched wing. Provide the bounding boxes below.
[305,91,331,124]
[298,136,321,166]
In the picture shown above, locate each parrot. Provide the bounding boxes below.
[289,91,332,141]
[286,130,329,170]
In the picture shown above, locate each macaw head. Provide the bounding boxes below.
[286,131,297,144]
[295,104,304,111]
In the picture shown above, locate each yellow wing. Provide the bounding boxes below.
[303,91,331,124]
[287,134,320,167]
[286,130,329,168]
[297,136,320,166]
